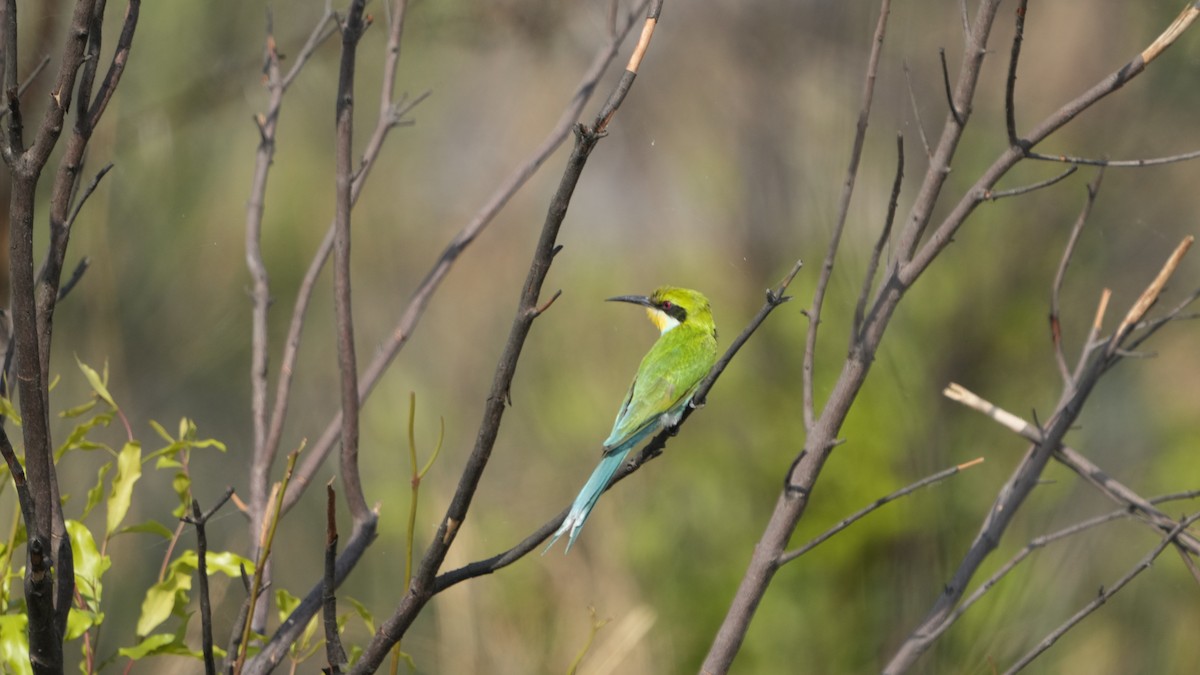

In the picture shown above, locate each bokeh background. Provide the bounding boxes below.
[10,0,1200,672]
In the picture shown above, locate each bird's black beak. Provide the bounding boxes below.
[606,294,655,308]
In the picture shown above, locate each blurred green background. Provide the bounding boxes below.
[12,0,1200,672]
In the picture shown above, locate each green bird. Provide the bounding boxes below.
[547,286,718,552]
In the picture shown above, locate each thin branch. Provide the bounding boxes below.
[1049,168,1103,383]
[56,257,90,302]
[778,458,983,566]
[982,165,1076,201]
[1004,0,1029,149]
[1109,236,1194,353]
[281,0,651,516]
[1004,512,1200,675]
[0,53,49,121]
[64,162,113,232]
[803,0,891,431]
[84,0,140,129]
[322,484,347,674]
[853,133,903,341]
[246,6,338,535]
[901,61,931,159]
[939,48,963,127]
[1026,147,1200,167]
[929,507,1137,647]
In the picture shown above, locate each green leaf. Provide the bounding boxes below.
[276,588,301,622]
[346,596,375,635]
[66,607,103,641]
[0,396,20,426]
[135,566,192,637]
[83,462,112,520]
[58,399,99,419]
[107,442,142,536]
[56,411,114,460]
[115,520,175,540]
[171,472,190,518]
[202,550,253,577]
[67,520,110,604]
[148,419,173,444]
[118,632,176,660]
[0,614,31,675]
[76,356,117,410]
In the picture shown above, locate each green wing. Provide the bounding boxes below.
[603,325,716,452]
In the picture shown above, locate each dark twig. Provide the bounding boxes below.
[803,0,891,432]
[433,261,803,592]
[1004,512,1200,675]
[939,48,963,127]
[64,163,112,234]
[56,257,90,302]
[1049,169,1103,383]
[982,165,1076,201]
[322,484,347,674]
[778,458,983,566]
[182,488,235,675]
[1005,0,1029,149]
[853,133,903,341]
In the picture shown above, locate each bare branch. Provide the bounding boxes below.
[332,0,370,523]
[1004,0,1029,149]
[939,48,963,127]
[0,53,48,122]
[803,0,891,431]
[281,0,651,516]
[322,484,347,674]
[1049,169,1103,383]
[1027,147,1200,168]
[778,458,983,566]
[1004,512,1200,675]
[943,382,1200,556]
[853,133,903,341]
[982,164,1076,201]
[901,61,931,159]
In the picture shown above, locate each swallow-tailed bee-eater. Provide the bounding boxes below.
[547,286,718,552]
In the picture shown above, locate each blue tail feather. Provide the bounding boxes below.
[545,446,632,553]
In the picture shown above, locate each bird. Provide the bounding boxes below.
[546,286,718,553]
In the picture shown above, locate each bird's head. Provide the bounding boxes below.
[607,286,715,336]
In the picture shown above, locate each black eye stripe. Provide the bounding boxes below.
[659,301,687,323]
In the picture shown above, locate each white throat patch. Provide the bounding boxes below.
[647,308,681,334]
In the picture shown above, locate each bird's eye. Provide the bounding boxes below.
[662,301,673,309]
